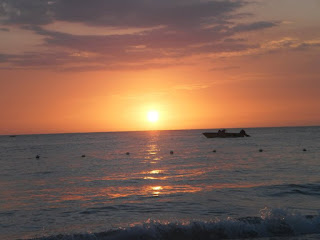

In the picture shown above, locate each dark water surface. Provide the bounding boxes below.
[1,127,319,239]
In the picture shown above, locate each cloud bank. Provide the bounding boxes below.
[0,0,281,71]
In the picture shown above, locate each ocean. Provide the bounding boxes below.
[1,126,320,240]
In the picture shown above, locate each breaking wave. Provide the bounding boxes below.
[28,208,320,240]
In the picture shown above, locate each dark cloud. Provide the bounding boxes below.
[0,0,281,71]
[223,38,247,42]
[0,36,259,72]
[34,27,231,52]
[0,0,54,25]
[232,21,279,32]
[23,19,267,55]
[1,0,244,28]
[0,27,9,31]
[11,22,261,67]
[294,42,320,51]
[0,21,275,71]
[0,53,10,62]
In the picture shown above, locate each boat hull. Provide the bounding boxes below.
[202,132,249,138]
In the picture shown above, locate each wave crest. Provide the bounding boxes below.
[30,208,320,240]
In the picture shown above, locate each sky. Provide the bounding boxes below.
[0,0,319,135]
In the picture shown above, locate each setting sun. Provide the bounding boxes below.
[147,111,159,123]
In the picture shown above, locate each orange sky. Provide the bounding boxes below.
[0,0,319,135]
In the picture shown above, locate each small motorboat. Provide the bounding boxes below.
[203,129,250,138]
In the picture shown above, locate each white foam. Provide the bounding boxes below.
[30,208,320,240]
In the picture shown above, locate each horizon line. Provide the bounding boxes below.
[1,124,319,137]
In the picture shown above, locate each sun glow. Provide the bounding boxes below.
[147,110,159,122]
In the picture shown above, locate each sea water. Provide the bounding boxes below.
[0,127,320,240]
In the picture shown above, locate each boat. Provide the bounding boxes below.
[203,129,250,138]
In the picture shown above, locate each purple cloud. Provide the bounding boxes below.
[0,0,281,71]
[1,0,244,27]
[0,53,11,62]
[232,21,278,32]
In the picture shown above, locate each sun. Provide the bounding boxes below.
[147,110,159,123]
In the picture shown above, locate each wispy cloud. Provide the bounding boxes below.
[262,38,320,52]
[210,65,240,71]
[174,83,211,91]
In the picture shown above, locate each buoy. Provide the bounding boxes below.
[126,152,130,155]
[213,150,216,152]
[36,155,40,159]
[259,149,263,152]
[303,148,307,152]
[170,151,174,155]
[81,154,86,157]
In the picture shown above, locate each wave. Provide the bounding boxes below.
[27,208,320,240]
[262,182,320,197]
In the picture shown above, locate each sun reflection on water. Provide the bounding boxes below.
[144,131,162,164]
[151,186,163,196]
[143,169,167,180]
[150,170,162,174]
[145,143,161,163]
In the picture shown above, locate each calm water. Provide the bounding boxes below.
[0,127,320,240]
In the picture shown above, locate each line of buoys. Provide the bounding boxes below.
[35,147,310,159]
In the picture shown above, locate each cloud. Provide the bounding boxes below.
[0,25,263,71]
[54,0,244,29]
[0,0,54,25]
[223,38,247,42]
[263,38,320,52]
[210,65,240,71]
[174,83,210,91]
[294,41,320,51]
[0,0,244,28]
[0,0,281,71]
[0,53,11,62]
[232,21,279,32]
[189,42,259,55]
